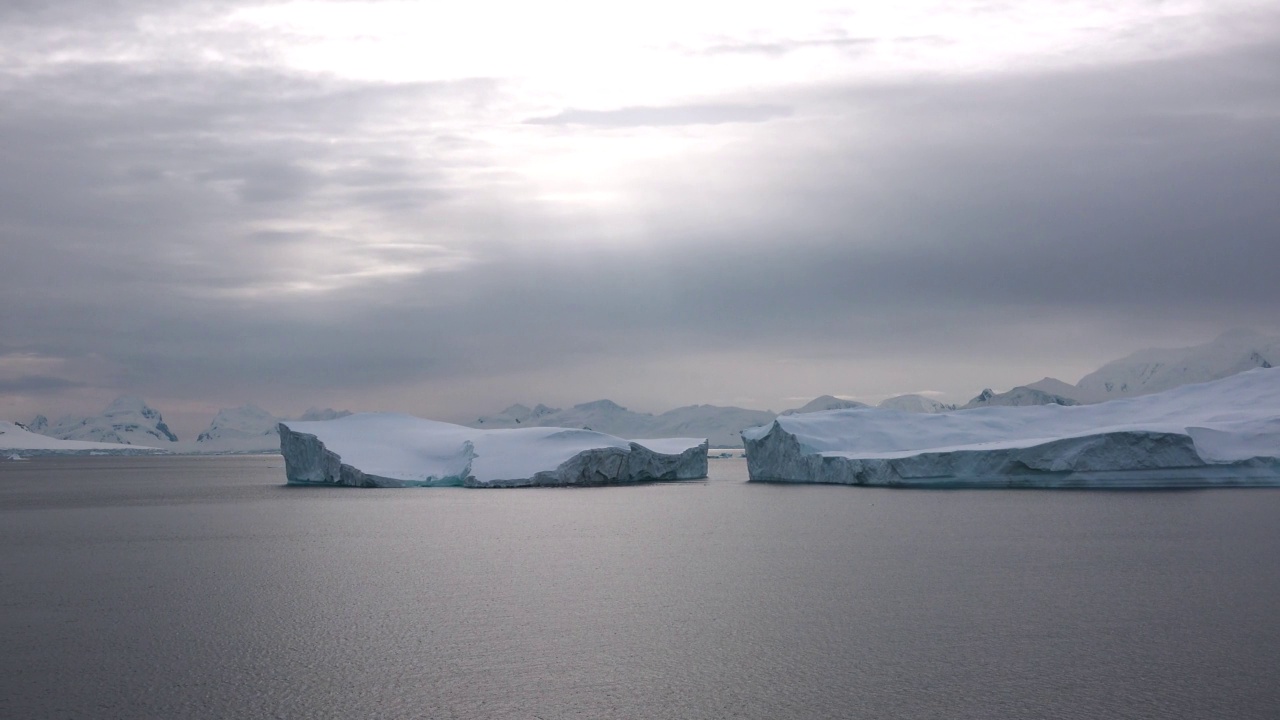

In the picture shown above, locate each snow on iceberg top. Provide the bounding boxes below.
[281,413,705,485]
[742,367,1280,463]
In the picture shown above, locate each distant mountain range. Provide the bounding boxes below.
[877,394,956,413]
[468,394,952,447]
[17,402,351,453]
[780,395,869,415]
[955,330,1276,409]
[1073,329,1276,402]
[473,400,777,448]
[0,419,164,455]
[469,330,1280,444]
[24,396,178,446]
[960,386,1078,410]
[8,329,1277,453]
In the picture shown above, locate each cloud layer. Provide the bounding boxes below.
[2,0,1278,435]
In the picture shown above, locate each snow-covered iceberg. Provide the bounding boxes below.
[742,368,1280,488]
[279,414,708,488]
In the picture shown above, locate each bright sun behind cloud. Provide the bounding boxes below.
[209,0,1272,234]
[225,0,1259,96]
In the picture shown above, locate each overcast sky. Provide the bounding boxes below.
[2,0,1278,437]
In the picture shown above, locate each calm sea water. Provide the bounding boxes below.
[2,455,1279,719]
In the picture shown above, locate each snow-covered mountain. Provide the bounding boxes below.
[188,405,355,453]
[193,404,280,451]
[961,386,1078,410]
[647,404,778,445]
[37,396,179,445]
[1,420,161,454]
[470,400,774,447]
[523,400,641,433]
[1022,377,1085,402]
[1074,329,1278,402]
[877,394,956,413]
[781,395,869,415]
[20,400,355,454]
[474,403,562,428]
[296,407,354,422]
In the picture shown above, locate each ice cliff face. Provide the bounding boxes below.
[742,368,1280,488]
[39,396,178,445]
[279,413,708,488]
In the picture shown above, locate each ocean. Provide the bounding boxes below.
[3,455,1278,719]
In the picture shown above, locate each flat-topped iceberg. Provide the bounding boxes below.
[742,367,1280,488]
[279,414,708,487]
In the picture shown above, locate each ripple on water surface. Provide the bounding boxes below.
[2,455,1279,719]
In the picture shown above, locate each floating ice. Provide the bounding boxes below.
[742,368,1280,488]
[279,413,708,487]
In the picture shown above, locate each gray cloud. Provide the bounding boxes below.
[2,4,1279,432]
[0,375,86,394]
[694,36,877,57]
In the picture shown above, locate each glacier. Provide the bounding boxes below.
[742,367,1280,488]
[279,413,708,488]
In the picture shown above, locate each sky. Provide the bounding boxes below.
[2,0,1279,438]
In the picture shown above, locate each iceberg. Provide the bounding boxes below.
[742,367,1280,488]
[278,413,708,488]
